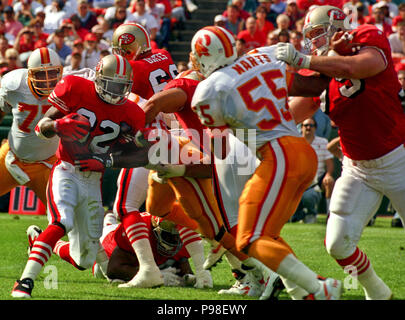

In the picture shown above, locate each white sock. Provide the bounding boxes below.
[280,276,309,300]
[21,260,43,281]
[358,265,392,299]
[185,240,205,273]
[131,238,159,272]
[276,254,320,294]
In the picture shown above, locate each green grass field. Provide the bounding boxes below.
[0,213,404,300]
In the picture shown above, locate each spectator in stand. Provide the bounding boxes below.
[16,0,35,27]
[274,14,291,36]
[30,17,49,44]
[0,18,16,45]
[0,36,11,61]
[3,6,24,39]
[13,0,44,17]
[290,117,335,224]
[365,5,393,38]
[43,0,69,34]
[389,20,405,61]
[224,0,251,22]
[255,5,274,37]
[70,0,99,32]
[64,38,85,67]
[214,14,227,28]
[290,30,308,53]
[91,24,110,51]
[13,25,36,55]
[278,29,290,43]
[176,60,188,72]
[235,37,248,56]
[392,3,405,32]
[295,16,305,33]
[237,16,266,51]
[127,0,160,43]
[0,48,22,77]
[271,0,287,15]
[96,17,114,42]
[372,0,398,20]
[81,32,101,69]
[146,0,172,50]
[69,15,91,42]
[106,5,128,30]
[224,4,244,36]
[47,27,72,65]
[284,0,304,30]
[63,49,82,72]
[397,67,405,110]
[104,0,134,21]
[257,0,278,27]
[343,0,370,18]
[266,30,279,45]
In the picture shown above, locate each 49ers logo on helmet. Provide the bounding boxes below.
[327,9,345,21]
[194,34,211,57]
[118,33,135,45]
[96,60,103,72]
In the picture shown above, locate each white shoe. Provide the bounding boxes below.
[26,225,42,256]
[259,272,284,300]
[203,243,227,270]
[118,267,164,288]
[306,277,342,300]
[218,273,263,297]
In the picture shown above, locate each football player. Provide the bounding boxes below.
[190,26,342,300]
[141,69,283,299]
[11,54,145,299]
[92,212,212,288]
[0,47,62,205]
[276,5,405,300]
[108,22,179,288]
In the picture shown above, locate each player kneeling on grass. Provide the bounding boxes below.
[92,211,212,288]
[11,54,146,299]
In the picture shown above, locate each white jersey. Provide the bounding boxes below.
[0,69,59,161]
[191,46,299,149]
[311,136,333,182]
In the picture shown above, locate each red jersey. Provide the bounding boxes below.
[111,213,190,266]
[163,70,209,152]
[48,75,145,166]
[326,24,405,160]
[129,48,178,99]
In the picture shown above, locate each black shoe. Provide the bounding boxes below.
[11,278,34,298]
[391,218,404,228]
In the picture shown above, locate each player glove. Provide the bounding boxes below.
[54,113,91,142]
[276,42,312,69]
[161,267,183,287]
[194,269,213,289]
[74,153,113,171]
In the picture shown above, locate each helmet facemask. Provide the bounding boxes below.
[95,74,132,105]
[28,65,63,96]
[152,219,182,257]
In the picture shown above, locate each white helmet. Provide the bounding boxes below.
[303,5,350,56]
[27,47,63,96]
[95,54,133,105]
[191,26,237,78]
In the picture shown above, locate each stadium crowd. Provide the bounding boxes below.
[0,0,404,301]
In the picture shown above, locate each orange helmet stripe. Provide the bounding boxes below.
[39,47,50,64]
[203,26,234,58]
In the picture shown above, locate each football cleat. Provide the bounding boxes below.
[305,277,343,300]
[118,267,164,288]
[11,278,34,298]
[218,273,263,297]
[26,225,42,256]
[259,274,285,300]
[203,243,227,270]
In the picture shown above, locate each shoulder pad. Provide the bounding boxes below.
[176,70,205,81]
[1,69,26,91]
